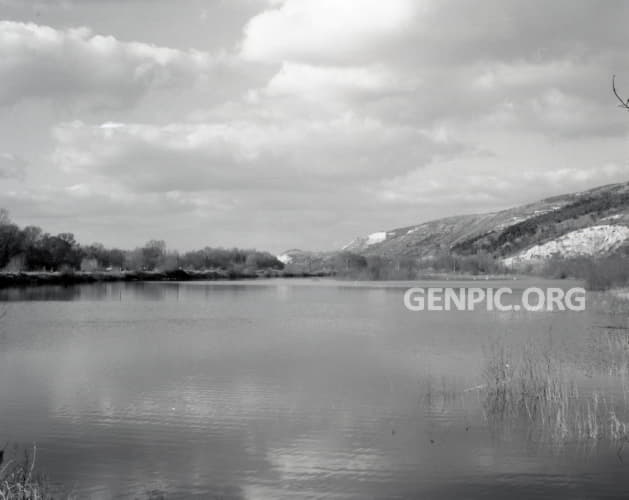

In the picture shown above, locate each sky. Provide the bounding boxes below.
[0,0,628,253]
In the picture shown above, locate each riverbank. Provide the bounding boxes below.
[413,272,520,281]
[0,270,525,288]
[0,269,331,287]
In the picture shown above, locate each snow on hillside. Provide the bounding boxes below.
[503,225,629,266]
[366,231,387,245]
[342,231,388,251]
[277,253,293,264]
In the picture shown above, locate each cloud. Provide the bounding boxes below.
[51,117,463,193]
[0,153,27,179]
[241,0,629,140]
[1,181,237,224]
[241,1,629,69]
[240,0,417,64]
[375,158,629,213]
[2,1,629,251]
[264,62,417,101]
[0,20,215,107]
[484,88,629,139]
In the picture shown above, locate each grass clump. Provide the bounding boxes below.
[482,338,629,446]
[0,445,55,500]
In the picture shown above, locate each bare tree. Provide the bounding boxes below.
[612,75,629,110]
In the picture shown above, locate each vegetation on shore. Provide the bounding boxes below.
[0,267,331,288]
[481,331,629,448]
[0,445,56,500]
[0,209,284,279]
[296,249,629,290]
[284,250,510,281]
[539,254,629,290]
[286,247,629,291]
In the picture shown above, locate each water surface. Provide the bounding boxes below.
[0,279,627,499]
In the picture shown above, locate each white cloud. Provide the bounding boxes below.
[265,62,417,100]
[2,181,234,221]
[472,60,588,92]
[51,116,461,193]
[0,20,214,107]
[375,159,629,212]
[240,0,417,64]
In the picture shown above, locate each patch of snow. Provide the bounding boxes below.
[277,254,293,264]
[366,231,387,246]
[503,225,629,266]
[342,231,388,251]
[406,227,418,235]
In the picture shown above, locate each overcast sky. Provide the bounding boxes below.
[0,0,628,253]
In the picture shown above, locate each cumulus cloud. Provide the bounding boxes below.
[241,0,629,140]
[375,157,629,214]
[240,0,418,64]
[51,117,464,193]
[14,184,230,217]
[264,62,417,101]
[483,89,629,139]
[0,20,215,107]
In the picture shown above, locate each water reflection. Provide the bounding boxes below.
[0,280,628,498]
[0,284,87,301]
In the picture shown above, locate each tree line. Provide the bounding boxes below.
[282,249,509,280]
[0,209,283,273]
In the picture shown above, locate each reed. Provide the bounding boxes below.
[0,445,55,500]
[482,337,629,446]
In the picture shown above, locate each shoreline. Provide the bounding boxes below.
[0,270,530,289]
[0,269,331,288]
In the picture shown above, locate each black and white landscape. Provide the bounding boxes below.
[1,1,629,499]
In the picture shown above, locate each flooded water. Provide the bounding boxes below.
[0,279,628,499]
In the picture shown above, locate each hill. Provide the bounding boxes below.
[339,181,629,266]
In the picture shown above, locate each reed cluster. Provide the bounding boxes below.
[482,338,629,445]
[0,446,53,500]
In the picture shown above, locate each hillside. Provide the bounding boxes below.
[277,249,338,275]
[339,181,629,265]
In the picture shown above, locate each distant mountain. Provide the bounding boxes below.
[339,181,629,265]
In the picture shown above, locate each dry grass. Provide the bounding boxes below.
[0,445,55,500]
[481,337,629,448]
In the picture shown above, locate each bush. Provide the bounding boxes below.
[541,254,629,290]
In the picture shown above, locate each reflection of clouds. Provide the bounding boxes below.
[0,285,84,301]
[268,440,387,478]
[0,282,616,497]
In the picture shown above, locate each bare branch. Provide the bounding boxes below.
[612,75,629,110]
